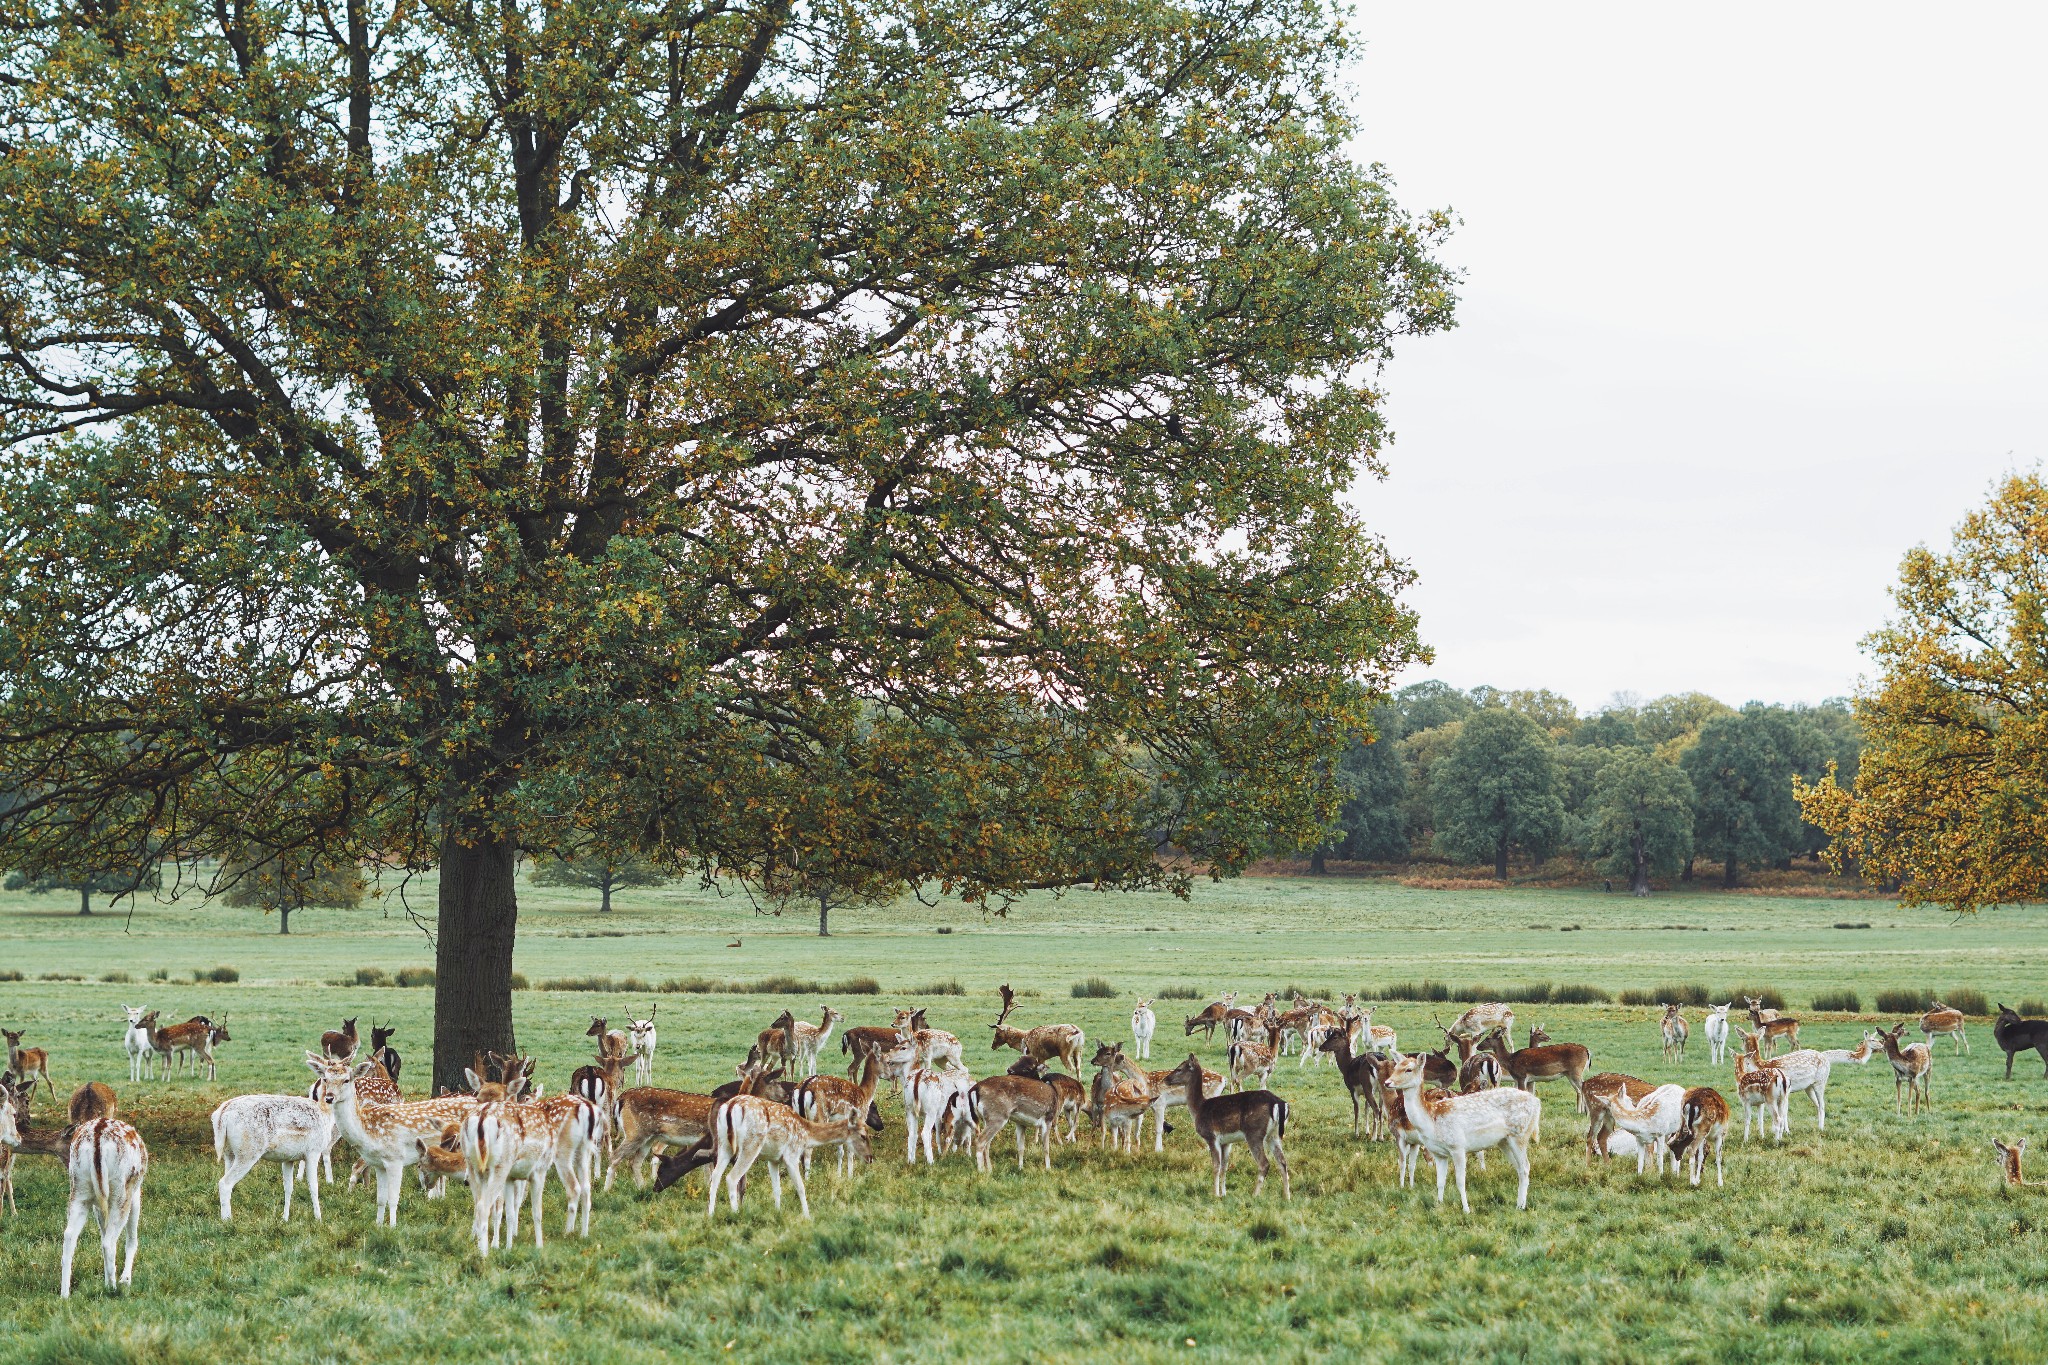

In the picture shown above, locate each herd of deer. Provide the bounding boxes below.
[7,990,2048,1296]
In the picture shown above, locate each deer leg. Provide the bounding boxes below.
[59,1194,88,1297]
[281,1160,297,1222]
[217,1148,259,1221]
[1507,1135,1530,1210]
[1452,1150,1471,1214]
[119,1184,141,1285]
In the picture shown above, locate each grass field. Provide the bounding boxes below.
[3,872,2048,1363]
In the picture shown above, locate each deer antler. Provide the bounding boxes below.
[996,982,1016,1028]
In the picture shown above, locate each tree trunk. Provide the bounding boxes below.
[818,892,830,937]
[431,828,520,1095]
[1681,857,1694,882]
[599,878,613,914]
[1310,846,1327,876]
[1494,841,1509,882]
[78,886,92,915]
[1721,855,1738,888]
[1630,829,1651,897]
[279,904,292,934]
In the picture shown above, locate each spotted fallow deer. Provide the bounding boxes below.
[991,1021,1085,1076]
[1088,1043,1155,1154]
[1385,1052,1540,1212]
[1165,1054,1290,1200]
[1660,1004,1689,1063]
[1445,1003,1516,1049]
[903,1041,977,1163]
[892,1009,963,1070]
[2,1029,54,1102]
[1595,1082,1687,1177]
[1664,1087,1730,1188]
[1870,1023,1933,1115]
[1481,1029,1591,1114]
[1744,998,1799,1056]
[1732,1041,1790,1142]
[792,1055,885,1176]
[704,1094,871,1218]
[965,1070,1061,1173]
[1581,1073,1658,1161]
[0,1078,20,1217]
[586,1016,631,1060]
[605,1085,718,1190]
[1919,1002,1968,1056]
[317,1054,476,1225]
[59,1115,149,1298]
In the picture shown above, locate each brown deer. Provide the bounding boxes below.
[1005,1056,1084,1142]
[965,1069,1061,1172]
[1163,1053,1290,1200]
[319,1017,359,1060]
[368,1025,402,1086]
[1315,1028,1384,1139]
[1663,1086,1730,1187]
[1183,993,1237,1041]
[703,1095,871,1218]
[1581,1073,1658,1161]
[1481,1028,1591,1113]
[840,1023,906,1083]
[1870,1024,1932,1115]
[991,1021,1086,1076]
[587,1016,632,1060]
[1994,1138,2033,1187]
[1660,1004,1689,1062]
[1745,999,1799,1056]
[2,1029,54,1102]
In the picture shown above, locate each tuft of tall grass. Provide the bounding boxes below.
[510,972,530,990]
[911,980,965,996]
[394,966,436,988]
[1619,984,1708,1008]
[1548,984,1613,1005]
[1379,980,1451,1003]
[1718,985,1785,1012]
[1873,988,1925,1014]
[650,975,882,995]
[0,969,22,982]
[2019,999,2047,1018]
[1811,989,1861,1013]
[1947,988,1990,1017]
[1831,922,1872,930]
[148,967,169,982]
[1071,978,1117,999]
[194,965,239,983]
[100,970,133,983]
[354,967,389,986]
[1156,985,1203,1000]
[39,971,82,981]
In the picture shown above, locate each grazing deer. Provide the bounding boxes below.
[2,1029,54,1102]
[1703,1004,1732,1065]
[1227,1036,1278,1093]
[1732,1042,1790,1142]
[1005,1057,1085,1142]
[626,1007,658,1085]
[320,1016,359,1060]
[59,1115,149,1298]
[1163,1053,1289,1199]
[904,1047,978,1163]
[1385,1052,1540,1212]
[965,1070,1061,1173]
[777,1007,845,1078]
[368,1025,402,1086]
[1870,1024,1932,1115]
[1445,1003,1515,1048]
[1995,1006,2048,1079]
[1660,1004,1689,1062]
[607,1086,720,1191]
[1183,993,1238,1041]
[1918,1002,1967,1056]
[316,1054,477,1225]
[1664,1087,1730,1187]
[1130,999,1157,1060]
[1481,1029,1591,1113]
[122,1007,158,1083]
[1595,1083,1687,1176]
[1994,1138,2032,1187]
[1581,1073,1657,1161]
[1744,998,1799,1056]
[212,1057,339,1222]
[704,1095,871,1218]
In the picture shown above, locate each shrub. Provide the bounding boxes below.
[394,967,436,988]
[1500,983,1553,1004]
[39,971,82,981]
[510,972,530,991]
[1617,989,1653,1007]
[540,975,617,992]
[0,969,22,982]
[1831,922,1872,930]
[196,965,239,983]
[1277,984,1333,1003]
[2019,999,2047,1018]
[1156,985,1203,1000]
[1071,978,1117,999]
[1618,985,1707,1007]
[1559,924,1582,932]
[1946,988,1990,1017]
[1873,988,1925,1014]
[1720,986,1786,1012]
[148,967,169,982]
[1549,984,1612,1005]
[651,974,880,995]
[912,980,965,996]
[355,967,390,987]
[935,926,953,935]
[1379,980,1451,1003]
[101,971,132,984]
[1811,989,1862,1013]
[660,977,715,993]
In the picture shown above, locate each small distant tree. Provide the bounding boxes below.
[1681,706,1829,886]
[753,850,905,938]
[1587,750,1695,896]
[1430,709,1565,880]
[218,850,367,934]
[5,860,159,917]
[529,850,670,915]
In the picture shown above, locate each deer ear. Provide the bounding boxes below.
[349,1061,374,1081]
[463,1068,482,1091]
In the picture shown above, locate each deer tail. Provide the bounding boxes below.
[1273,1097,1289,1141]
[211,1107,226,1163]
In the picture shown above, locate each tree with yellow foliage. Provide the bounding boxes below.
[1797,473,2048,910]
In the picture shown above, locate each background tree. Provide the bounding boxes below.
[1310,710,1408,870]
[1430,709,1564,880]
[217,850,367,934]
[1798,473,2048,910]
[529,849,671,915]
[4,860,160,917]
[1391,681,1475,737]
[1586,750,1694,896]
[1681,705,1828,886]
[1398,721,1464,854]
[0,0,1453,1089]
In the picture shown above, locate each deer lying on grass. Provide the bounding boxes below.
[1995,1006,2048,1079]
[1481,1028,1591,1113]
[122,1008,158,1083]
[776,1007,845,1078]
[1183,993,1237,1041]
[212,1058,340,1222]
[317,1055,476,1225]
[1164,1054,1289,1199]
[704,1094,871,1218]
[1130,1000,1156,1060]
[1385,1052,1539,1212]
[991,1020,1085,1076]
[2,1029,54,1102]
[1744,998,1799,1056]
[1594,1083,1686,1176]
[60,1114,149,1298]
[1660,1005,1689,1062]
[1703,1004,1732,1065]
[1664,1087,1730,1187]
[966,1069,1061,1173]
[1870,1024,1932,1115]
[320,1017,359,1060]
[1581,1074,1657,1161]
[626,1007,658,1085]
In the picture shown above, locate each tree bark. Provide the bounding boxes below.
[1721,855,1738,889]
[432,828,520,1095]
[599,878,613,914]
[279,904,292,934]
[1310,846,1327,876]
[1494,841,1508,882]
[1630,829,1651,897]
[78,886,91,916]
[1681,857,1694,882]
[818,892,831,937]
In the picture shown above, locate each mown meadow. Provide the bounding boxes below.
[3,872,2048,1363]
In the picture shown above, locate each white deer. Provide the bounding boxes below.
[1130,999,1157,1061]
[1702,1004,1732,1065]
[627,1006,659,1086]
[1385,1053,1541,1212]
[122,1007,157,1083]
[1593,1083,1687,1176]
[211,1058,340,1221]
[60,1116,149,1298]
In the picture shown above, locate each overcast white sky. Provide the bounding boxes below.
[1343,4,2047,713]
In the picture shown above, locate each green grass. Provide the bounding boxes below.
[2,871,2047,1361]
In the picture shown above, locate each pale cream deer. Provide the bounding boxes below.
[60,1116,148,1298]
[1385,1052,1540,1212]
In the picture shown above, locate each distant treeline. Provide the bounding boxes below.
[1316,684,1859,894]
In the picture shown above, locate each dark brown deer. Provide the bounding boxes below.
[1482,1029,1592,1112]
[1183,993,1237,1041]
[1316,1027,1384,1138]
[1164,1054,1288,1199]
[319,1017,359,1060]
[1996,1006,2048,1079]
[369,1025,401,1086]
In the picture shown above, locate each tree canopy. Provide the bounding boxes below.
[1798,473,2048,910]
[0,0,1453,1087]
[1681,705,1828,887]
[218,848,367,933]
[1586,749,1694,896]
[1429,708,1563,879]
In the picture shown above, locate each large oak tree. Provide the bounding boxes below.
[0,0,1453,1089]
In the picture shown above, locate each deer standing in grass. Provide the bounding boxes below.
[317,1055,476,1225]
[1226,1035,1278,1094]
[704,1094,871,1218]
[319,1017,359,1060]
[627,1007,659,1085]
[1702,1004,1732,1065]
[1741,1027,1871,1133]
[1088,1043,1156,1154]
[1594,1082,1686,1176]
[1664,1087,1729,1187]
[1316,1029,1384,1140]
[1481,1028,1591,1114]
[122,1008,158,1083]
[1581,1074,1657,1161]
[1130,999,1156,1060]
[1660,1004,1689,1063]
[892,1008,963,1070]
[1870,1024,1932,1115]
[1445,1003,1515,1049]
[0,1079,19,1216]
[1744,998,1799,1057]
[2,1029,54,1102]
[1385,1052,1539,1212]
[1164,1054,1289,1200]
[776,1006,844,1078]
[59,1115,149,1298]
[1183,993,1237,1041]
[1732,1043,1790,1142]
[211,1057,340,1222]
[1919,1002,1967,1056]
[965,1069,1061,1173]
[903,1042,977,1164]
[792,1055,884,1176]
[991,1020,1085,1076]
